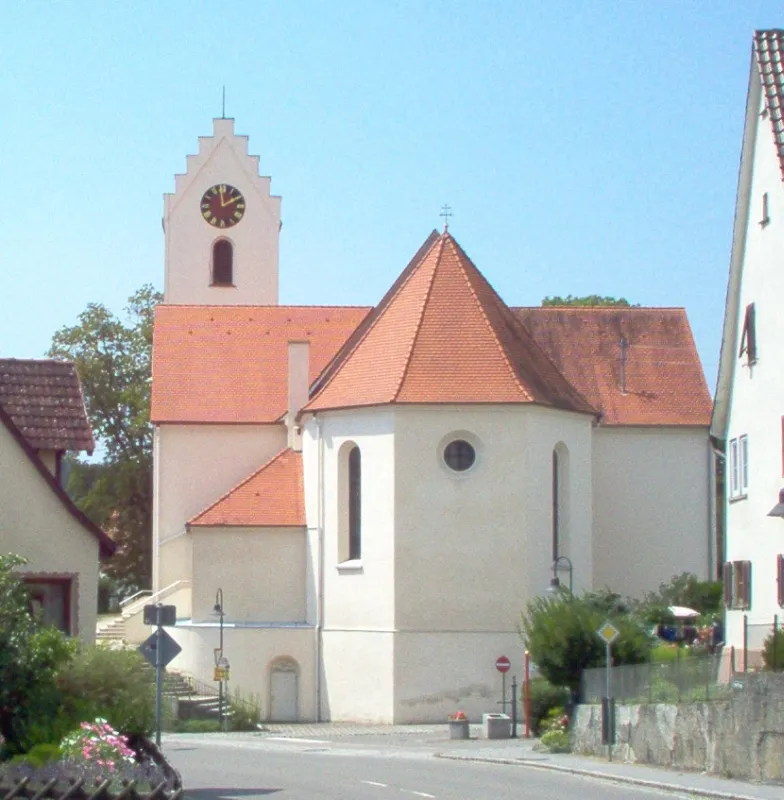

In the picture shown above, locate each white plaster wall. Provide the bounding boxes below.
[154,423,285,590]
[167,624,316,721]
[320,631,394,722]
[190,527,306,624]
[724,87,784,650]
[304,409,397,631]
[393,632,524,723]
[592,426,710,598]
[394,405,594,632]
[164,118,281,306]
[0,423,99,643]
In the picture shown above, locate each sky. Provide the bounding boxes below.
[2,2,782,391]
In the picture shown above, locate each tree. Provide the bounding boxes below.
[541,295,635,307]
[519,590,651,692]
[49,285,161,593]
[634,572,724,625]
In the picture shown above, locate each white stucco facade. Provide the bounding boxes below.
[0,418,100,643]
[592,426,712,598]
[713,50,784,655]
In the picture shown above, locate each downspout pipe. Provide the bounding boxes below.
[315,414,325,721]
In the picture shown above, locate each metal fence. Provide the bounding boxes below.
[740,614,783,672]
[580,652,726,704]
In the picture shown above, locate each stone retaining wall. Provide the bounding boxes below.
[571,674,784,783]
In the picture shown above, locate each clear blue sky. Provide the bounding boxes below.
[2,2,781,390]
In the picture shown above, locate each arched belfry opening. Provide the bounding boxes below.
[212,239,233,285]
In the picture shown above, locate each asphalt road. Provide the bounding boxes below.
[164,734,693,800]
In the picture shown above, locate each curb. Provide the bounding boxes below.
[434,753,766,800]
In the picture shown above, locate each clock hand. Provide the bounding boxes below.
[221,195,241,207]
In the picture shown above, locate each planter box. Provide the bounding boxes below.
[448,719,470,739]
[483,713,511,739]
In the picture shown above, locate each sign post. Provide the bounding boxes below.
[596,621,619,762]
[139,604,179,746]
[495,655,511,714]
[524,650,531,738]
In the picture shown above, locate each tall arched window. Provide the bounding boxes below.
[348,446,362,560]
[552,442,570,561]
[212,239,233,285]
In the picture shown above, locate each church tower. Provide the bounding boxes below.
[163,118,281,305]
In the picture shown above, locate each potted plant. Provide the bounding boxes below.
[447,711,469,740]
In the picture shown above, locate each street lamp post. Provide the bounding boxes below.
[548,555,574,593]
[212,588,225,729]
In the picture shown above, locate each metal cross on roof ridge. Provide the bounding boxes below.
[440,204,452,232]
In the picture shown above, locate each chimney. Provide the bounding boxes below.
[287,341,310,450]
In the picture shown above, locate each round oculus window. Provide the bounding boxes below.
[443,439,476,472]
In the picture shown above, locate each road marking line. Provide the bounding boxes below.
[402,792,435,798]
[265,737,329,744]
[361,780,388,787]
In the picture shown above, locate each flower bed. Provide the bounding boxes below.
[0,723,182,800]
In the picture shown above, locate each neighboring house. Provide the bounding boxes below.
[150,118,713,723]
[0,359,114,642]
[712,30,784,663]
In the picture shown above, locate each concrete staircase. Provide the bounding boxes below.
[96,615,126,643]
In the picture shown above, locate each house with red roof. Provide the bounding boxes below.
[149,118,712,723]
[0,359,114,642]
[712,30,784,664]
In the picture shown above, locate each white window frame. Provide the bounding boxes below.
[729,435,748,499]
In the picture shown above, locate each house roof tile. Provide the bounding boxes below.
[188,448,304,527]
[514,307,712,426]
[755,30,784,182]
[151,306,370,424]
[0,359,94,453]
[306,232,596,414]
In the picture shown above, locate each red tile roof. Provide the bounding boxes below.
[188,448,304,527]
[306,232,596,414]
[151,306,370,423]
[755,30,784,182]
[514,307,712,426]
[0,359,94,453]
[0,402,114,557]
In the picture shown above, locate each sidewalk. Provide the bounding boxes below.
[435,735,784,800]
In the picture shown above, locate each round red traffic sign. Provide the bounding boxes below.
[495,655,511,673]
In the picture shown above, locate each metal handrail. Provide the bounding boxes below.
[122,580,191,618]
[119,588,152,608]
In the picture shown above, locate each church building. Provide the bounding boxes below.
[150,118,713,723]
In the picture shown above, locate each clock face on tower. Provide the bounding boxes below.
[200,184,246,228]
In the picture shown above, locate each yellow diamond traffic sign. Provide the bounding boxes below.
[596,621,620,645]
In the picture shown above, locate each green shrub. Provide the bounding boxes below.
[540,729,570,752]
[56,647,155,736]
[762,630,784,672]
[520,591,651,692]
[7,743,62,767]
[526,678,569,736]
[228,689,261,731]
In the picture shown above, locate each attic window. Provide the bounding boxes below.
[212,239,233,285]
[739,302,757,366]
[760,192,771,227]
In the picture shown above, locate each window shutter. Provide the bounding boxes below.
[723,562,733,607]
[778,555,784,608]
[739,561,752,609]
[739,303,757,364]
[730,439,739,497]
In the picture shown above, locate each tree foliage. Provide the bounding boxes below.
[541,295,635,307]
[519,590,651,692]
[48,285,161,593]
[0,555,77,754]
[634,572,724,625]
